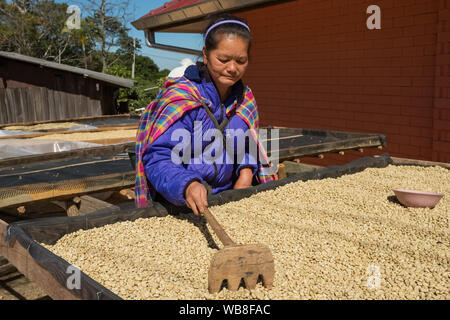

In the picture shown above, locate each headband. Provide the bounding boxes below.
[204,20,250,40]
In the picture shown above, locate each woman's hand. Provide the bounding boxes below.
[234,168,253,189]
[185,181,208,216]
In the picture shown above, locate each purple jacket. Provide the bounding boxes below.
[142,63,258,206]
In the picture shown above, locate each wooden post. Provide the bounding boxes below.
[278,164,287,180]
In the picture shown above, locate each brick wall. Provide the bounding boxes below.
[433,0,450,163]
[238,0,449,165]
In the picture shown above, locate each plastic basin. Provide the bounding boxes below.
[392,189,444,209]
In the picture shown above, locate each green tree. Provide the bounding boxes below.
[0,0,96,67]
[76,0,138,72]
[0,0,172,113]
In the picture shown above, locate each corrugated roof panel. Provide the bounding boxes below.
[183,5,204,17]
[197,1,222,14]
[0,51,134,88]
[167,9,188,21]
[132,0,288,33]
[142,0,204,19]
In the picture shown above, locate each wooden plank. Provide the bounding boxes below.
[391,157,450,169]
[0,141,134,168]
[70,93,78,119]
[28,88,39,122]
[44,87,51,121]
[0,171,136,208]
[17,88,27,123]
[276,136,384,161]
[0,89,6,124]
[0,219,80,300]
[0,124,137,140]
[82,137,136,145]
[60,92,69,119]
[5,89,16,123]
[0,263,17,277]
[52,90,62,120]
[282,161,322,175]
[79,95,89,118]
[78,195,120,215]
[40,87,50,121]
[48,89,57,120]
[0,114,138,128]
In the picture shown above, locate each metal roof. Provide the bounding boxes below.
[0,51,134,88]
[132,0,290,55]
[142,0,204,19]
[132,0,287,33]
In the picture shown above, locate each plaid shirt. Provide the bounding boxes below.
[134,76,277,208]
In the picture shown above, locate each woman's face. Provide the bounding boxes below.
[203,33,249,91]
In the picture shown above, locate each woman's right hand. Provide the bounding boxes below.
[185,181,208,216]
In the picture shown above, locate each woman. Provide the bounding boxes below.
[135,14,277,215]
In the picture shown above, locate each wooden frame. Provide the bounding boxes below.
[0,155,447,300]
[0,219,80,300]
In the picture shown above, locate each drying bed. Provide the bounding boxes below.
[0,154,134,208]
[3,154,448,300]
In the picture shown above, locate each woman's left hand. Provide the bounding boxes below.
[234,168,253,189]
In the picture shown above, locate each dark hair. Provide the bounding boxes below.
[203,13,252,56]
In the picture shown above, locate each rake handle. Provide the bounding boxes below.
[202,207,236,247]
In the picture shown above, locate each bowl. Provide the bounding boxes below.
[392,189,444,208]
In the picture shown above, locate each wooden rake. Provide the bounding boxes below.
[203,207,275,293]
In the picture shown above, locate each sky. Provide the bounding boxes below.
[56,0,204,71]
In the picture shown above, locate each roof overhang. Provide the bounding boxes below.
[132,0,291,55]
[0,51,134,88]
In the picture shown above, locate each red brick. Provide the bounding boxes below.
[411,137,433,148]
[402,106,432,117]
[389,134,411,145]
[441,109,450,120]
[421,127,434,137]
[413,34,437,46]
[424,23,438,35]
[392,96,412,106]
[413,76,435,86]
[410,116,433,128]
[394,16,414,27]
[392,37,414,48]
[413,13,438,25]
[435,152,450,163]
[377,123,401,134]
[394,0,415,7]
[434,98,450,109]
[404,4,437,17]
[439,9,450,20]
[438,31,450,42]
[410,97,434,107]
[419,148,433,158]
[403,25,425,37]
[399,144,421,156]
[401,66,423,76]
[440,131,450,142]
[434,119,450,130]
[393,58,415,69]
[401,46,424,57]
[433,141,450,152]
[436,54,450,64]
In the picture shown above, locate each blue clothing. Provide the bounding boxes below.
[142,63,258,206]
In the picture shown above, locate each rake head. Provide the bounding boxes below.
[208,243,275,293]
